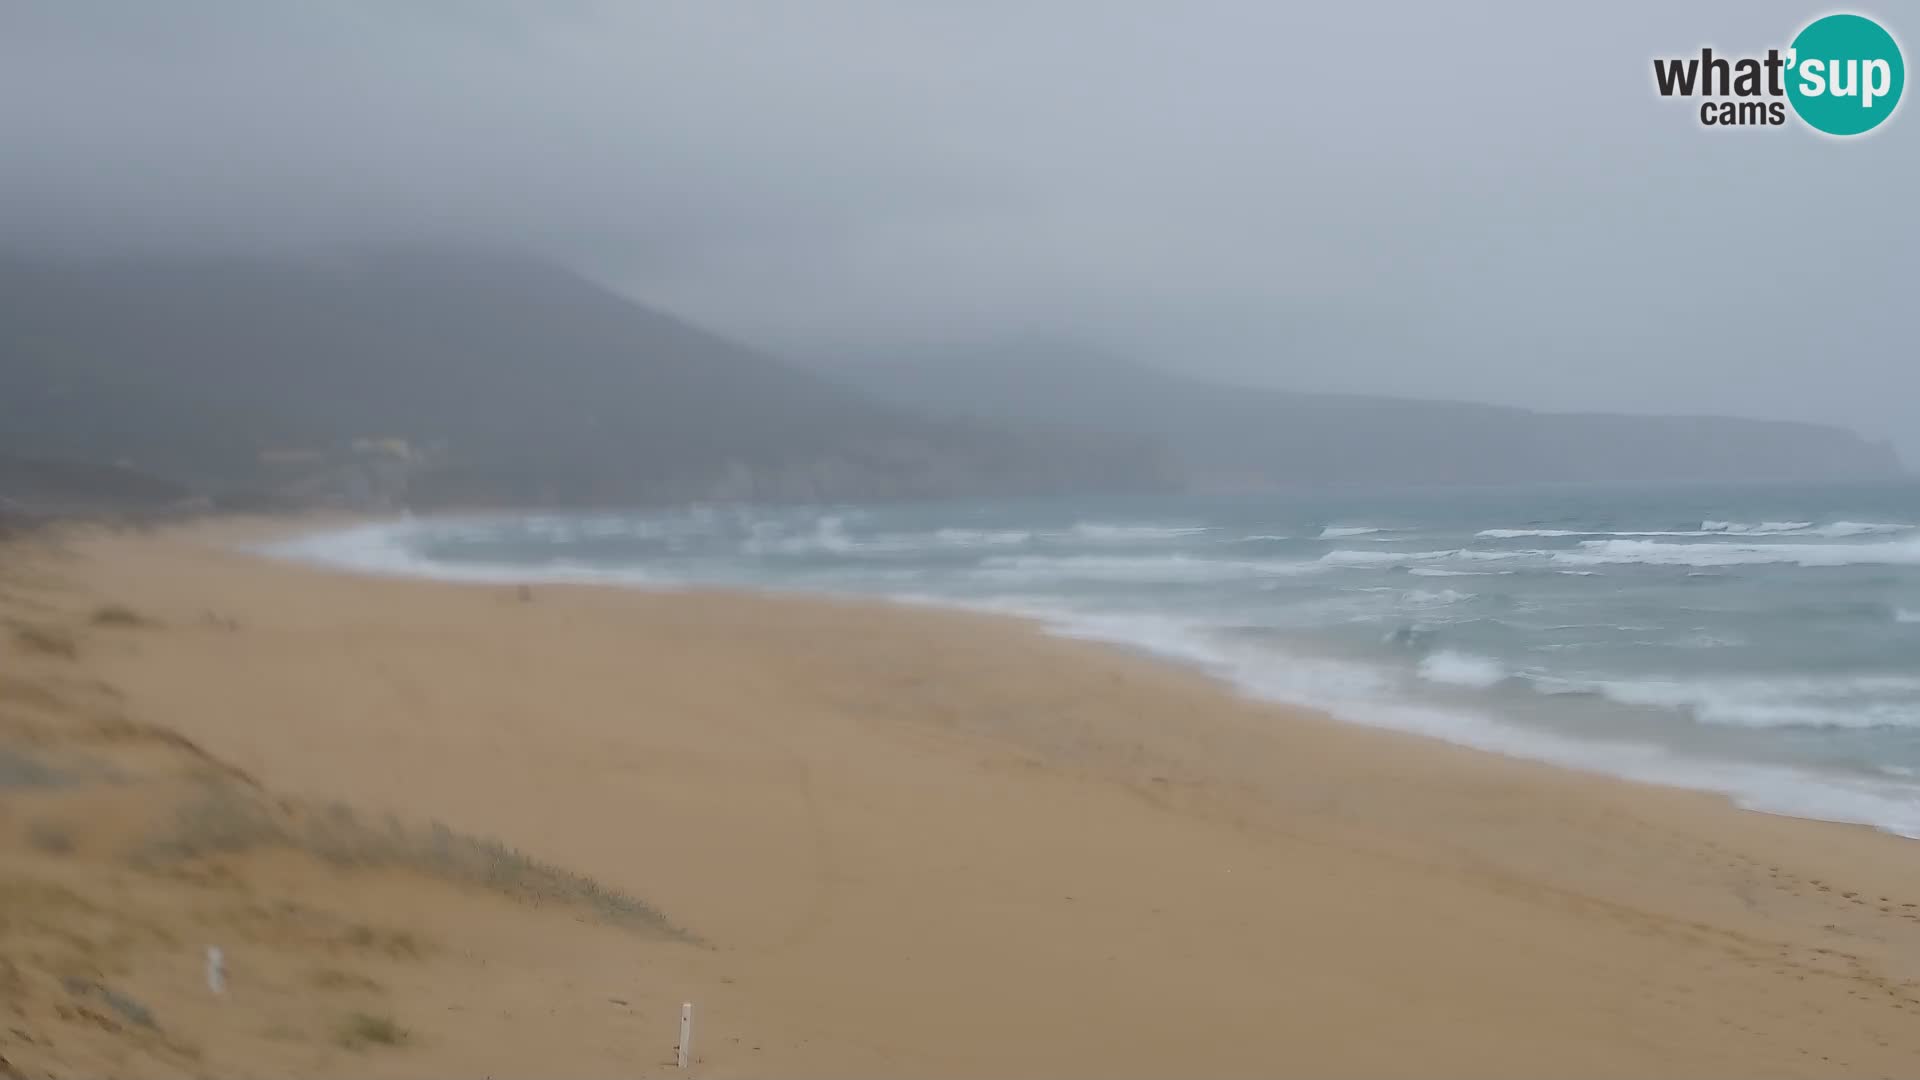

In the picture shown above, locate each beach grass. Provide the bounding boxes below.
[89,604,156,628]
[134,783,693,940]
[10,623,77,658]
[335,1010,408,1049]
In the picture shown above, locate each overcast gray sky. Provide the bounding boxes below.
[3,2,1914,455]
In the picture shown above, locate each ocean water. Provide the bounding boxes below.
[271,483,1920,837]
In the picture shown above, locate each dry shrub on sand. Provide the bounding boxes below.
[335,1010,408,1049]
[25,819,76,855]
[10,624,77,658]
[135,784,691,940]
[89,605,155,628]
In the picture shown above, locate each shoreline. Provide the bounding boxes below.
[11,518,1920,1075]
[265,513,1920,842]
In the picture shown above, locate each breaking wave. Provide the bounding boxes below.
[1534,673,1920,730]
[1558,537,1920,569]
[264,491,1920,840]
[1067,522,1211,543]
[972,554,1318,585]
[1418,650,1510,689]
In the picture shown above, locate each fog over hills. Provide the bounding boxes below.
[827,340,1906,490]
[3,2,1914,501]
[0,252,1174,511]
[0,250,1901,515]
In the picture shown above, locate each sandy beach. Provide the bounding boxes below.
[6,519,1920,1078]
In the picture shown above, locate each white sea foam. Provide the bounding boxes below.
[741,515,862,555]
[1321,548,1534,570]
[1172,533,1920,571]
[1028,602,1920,838]
[1476,528,1587,538]
[266,521,675,587]
[931,528,1034,547]
[1401,588,1474,606]
[1066,522,1210,542]
[1319,548,1472,567]
[1034,609,1249,669]
[1320,549,1411,566]
[1702,520,1815,534]
[1557,537,1920,569]
[971,554,1318,585]
[1666,631,1745,650]
[740,522,1039,556]
[1812,521,1915,538]
[1898,609,1920,624]
[267,513,1920,840]
[1418,650,1510,688]
[1319,526,1384,539]
[1479,527,1758,538]
[1480,522,1913,541]
[1534,673,1920,729]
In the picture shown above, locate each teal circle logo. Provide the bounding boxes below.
[1786,14,1904,135]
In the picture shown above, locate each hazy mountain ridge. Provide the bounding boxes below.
[0,253,1174,510]
[1,253,1900,515]
[830,342,1906,489]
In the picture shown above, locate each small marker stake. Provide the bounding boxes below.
[206,946,226,995]
[677,1002,693,1068]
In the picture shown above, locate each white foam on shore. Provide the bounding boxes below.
[1417,650,1509,688]
[265,519,677,587]
[1532,673,1920,730]
[971,553,1322,585]
[742,519,1041,556]
[1024,600,1920,838]
[268,517,1920,840]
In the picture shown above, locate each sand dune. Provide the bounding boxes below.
[6,520,1920,1077]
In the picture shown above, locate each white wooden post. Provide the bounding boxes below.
[206,946,226,994]
[677,1002,693,1068]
